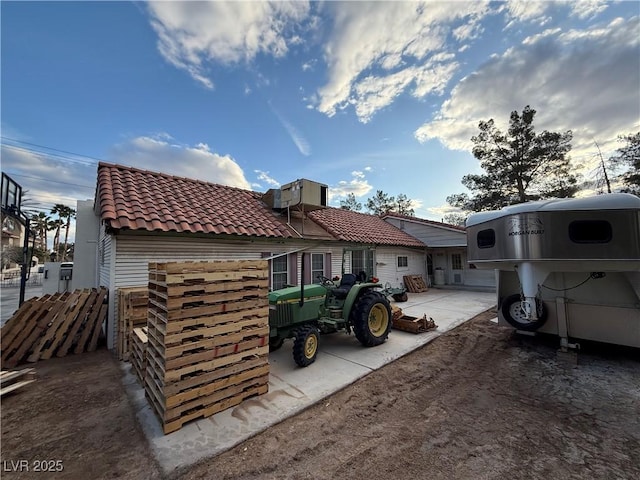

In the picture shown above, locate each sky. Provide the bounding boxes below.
[1,0,639,244]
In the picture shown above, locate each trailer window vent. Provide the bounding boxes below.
[569,220,612,244]
[477,229,495,248]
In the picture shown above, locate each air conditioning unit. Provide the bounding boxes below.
[280,179,328,210]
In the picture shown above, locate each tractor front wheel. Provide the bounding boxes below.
[352,292,392,347]
[269,337,285,352]
[292,325,320,367]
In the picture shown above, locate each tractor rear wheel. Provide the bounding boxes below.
[292,325,320,367]
[352,291,392,347]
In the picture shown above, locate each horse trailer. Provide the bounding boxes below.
[466,193,640,349]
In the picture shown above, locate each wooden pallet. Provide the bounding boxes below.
[0,368,36,396]
[130,327,148,386]
[117,287,149,360]
[147,375,269,435]
[403,275,429,293]
[391,305,437,333]
[144,260,270,434]
[0,288,108,368]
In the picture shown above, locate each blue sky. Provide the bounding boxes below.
[2,1,639,241]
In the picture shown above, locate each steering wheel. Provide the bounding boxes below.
[317,275,335,287]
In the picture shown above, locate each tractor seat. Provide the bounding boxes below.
[332,273,357,299]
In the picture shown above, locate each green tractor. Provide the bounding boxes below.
[268,254,392,367]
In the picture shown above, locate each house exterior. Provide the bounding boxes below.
[75,163,427,351]
[382,213,496,290]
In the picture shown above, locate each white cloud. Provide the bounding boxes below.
[315,1,492,122]
[426,202,465,218]
[570,0,609,20]
[0,144,96,213]
[504,0,550,27]
[147,1,311,88]
[302,58,317,71]
[268,103,311,156]
[109,136,251,189]
[329,170,373,202]
[414,16,640,171]
[254,170,281,188]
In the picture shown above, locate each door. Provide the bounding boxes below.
[450,252,464,285]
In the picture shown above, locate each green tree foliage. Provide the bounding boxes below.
[443,213,466,227]
[448,106,578,212]
[394,194,415,216]
[610,132,640,196]
[339,193,363,211]
[1,245,24,268]
[366,190,395,214]
[366,190,415,216]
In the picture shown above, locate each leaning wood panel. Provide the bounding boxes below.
[144,260,270,434]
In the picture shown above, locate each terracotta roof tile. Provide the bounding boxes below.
[308,208,426,247]
[96,163,293,239]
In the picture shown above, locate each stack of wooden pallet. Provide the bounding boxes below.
[117,287,149,360]
[130,327,148,385]
[1,288,108,369]
[145,260,270,434]
[403,275,429,293]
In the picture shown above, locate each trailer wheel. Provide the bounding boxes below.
[292,326,319,367]
[269,337,284,352]
[501,294,548,331]
[352,292,392,347]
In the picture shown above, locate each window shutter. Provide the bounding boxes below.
[325,252,331,278]
[288,253,298,286]
[302,253,311,285]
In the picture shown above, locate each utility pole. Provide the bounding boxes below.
[594,140,612,194]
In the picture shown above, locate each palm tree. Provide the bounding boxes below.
[51,204,75,261]
[30,211,51,251]
[49,217,64,261]
[60,207,75,262]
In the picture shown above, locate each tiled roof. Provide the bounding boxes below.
[308,208,426,247]
[96,163,293,238]
[381,212,466,232]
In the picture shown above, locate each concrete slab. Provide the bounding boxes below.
[123,289,496,475]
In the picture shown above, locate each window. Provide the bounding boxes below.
[351,249,374,278]
[451,253,463,270]
[311,253,324,283]
[397,256,408,269]
[477,229,495,249]
[569,220,612,244]
[272,255,288,290]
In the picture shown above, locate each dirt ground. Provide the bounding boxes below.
[2,310,639,480]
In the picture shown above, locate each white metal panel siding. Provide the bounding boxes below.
[465,268,497,287]
[376,247,426,288]
[110,236,265,350]
[114,236,265,288]
[386,218,466,247]
[98,228,118,350]
[98,227,112,288]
